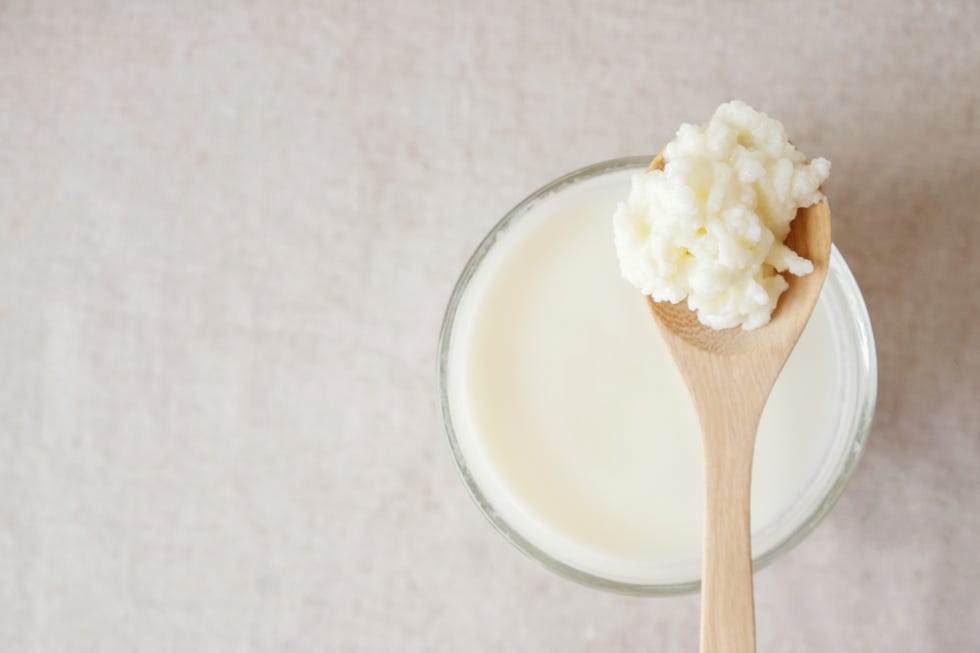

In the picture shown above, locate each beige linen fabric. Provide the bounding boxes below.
[0,1,977,651]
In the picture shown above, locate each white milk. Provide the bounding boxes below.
[446,168,842,585]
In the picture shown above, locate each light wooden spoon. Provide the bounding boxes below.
[645,152,832,653]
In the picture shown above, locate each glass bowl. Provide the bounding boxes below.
[437,156,877,595]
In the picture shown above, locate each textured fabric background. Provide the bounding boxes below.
[1,1,978,651]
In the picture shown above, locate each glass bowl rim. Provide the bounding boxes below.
[437,155,877,596]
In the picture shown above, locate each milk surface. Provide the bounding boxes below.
[447,168,841,583]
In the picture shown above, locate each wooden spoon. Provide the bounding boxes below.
[645,152,832,653]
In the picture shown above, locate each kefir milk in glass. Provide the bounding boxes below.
[446,166,843,586]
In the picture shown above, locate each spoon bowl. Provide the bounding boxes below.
[645,152,833,357]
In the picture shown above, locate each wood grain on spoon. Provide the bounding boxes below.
[645,152,832,653]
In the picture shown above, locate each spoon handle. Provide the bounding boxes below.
[698,400,762,653]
